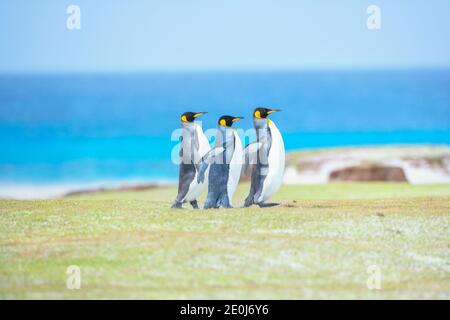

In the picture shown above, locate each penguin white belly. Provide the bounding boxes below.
[183,125,210,202]
[260,121,285,202]
[226,131,243,206]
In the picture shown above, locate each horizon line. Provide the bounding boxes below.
[1,65,450,75]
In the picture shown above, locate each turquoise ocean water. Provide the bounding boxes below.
[1,70,449,185]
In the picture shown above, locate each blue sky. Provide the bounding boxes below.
[1,0,449,72]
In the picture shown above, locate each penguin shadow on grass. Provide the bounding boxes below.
[255,202,280,208]
[170,201,283,210]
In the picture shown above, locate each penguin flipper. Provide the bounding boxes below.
[243,142,263,176]
[197,161,208,183]
[196,147,225,183]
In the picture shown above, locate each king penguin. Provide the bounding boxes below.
[198,115,244,209]
[244,107,285,207]
[172,111,210,209]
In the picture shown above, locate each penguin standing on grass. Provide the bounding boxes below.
[198,115,244,209]
[244,107,285,207]
[172,111,210,209]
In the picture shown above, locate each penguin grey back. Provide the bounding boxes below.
[204,127,236,208]
[173,122,202,207]
[245,118,273,206]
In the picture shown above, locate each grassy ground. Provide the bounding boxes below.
[1,183,449,299]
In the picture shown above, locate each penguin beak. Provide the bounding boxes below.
[232,116,244,122]
[193,112,207,118]
[267,108,281,114]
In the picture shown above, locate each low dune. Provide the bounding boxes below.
[285,145,450,184]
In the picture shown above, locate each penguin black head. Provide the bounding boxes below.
[181,111,207,123]
[218,115,244,127]
[253,107,280,119]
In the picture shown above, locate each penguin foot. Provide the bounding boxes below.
[244,198,254,207]
[171,201,183,209]
[257,202,280,208]
[218,196,232,209]
[190,200,199,209]
[204,197,218,209]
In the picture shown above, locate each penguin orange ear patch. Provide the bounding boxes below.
[254,110,261,119]
[181,115,187,122]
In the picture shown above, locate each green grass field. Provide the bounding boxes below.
[1,183,449,299]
